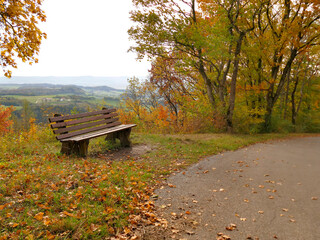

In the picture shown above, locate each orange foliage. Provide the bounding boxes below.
[0,106,14,134]
[118,104,222,134]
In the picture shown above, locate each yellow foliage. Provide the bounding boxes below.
[0,0,46,77]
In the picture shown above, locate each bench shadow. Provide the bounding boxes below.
[89,144,154,161]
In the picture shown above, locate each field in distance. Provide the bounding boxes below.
[0,83,124,124]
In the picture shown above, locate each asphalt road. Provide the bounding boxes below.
[153,137,320,240]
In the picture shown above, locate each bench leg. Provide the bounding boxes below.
[61,142,73,155]
[118,129,132,147]
[77,140,89,157]
[105,133,117,144]
[61,140,89,157]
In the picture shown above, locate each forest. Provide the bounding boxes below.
[121,0,320,133]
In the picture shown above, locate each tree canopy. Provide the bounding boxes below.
[128,0,320,133]
[0,0,46,77]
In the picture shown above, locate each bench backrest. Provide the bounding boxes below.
[48,108,121,141]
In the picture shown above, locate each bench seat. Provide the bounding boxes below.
[61,124,137,142]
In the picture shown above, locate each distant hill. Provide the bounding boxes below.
[0,83,124,96]
[0,84,86,96]
[0,76,132,89]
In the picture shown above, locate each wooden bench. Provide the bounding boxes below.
[48,108,136,157]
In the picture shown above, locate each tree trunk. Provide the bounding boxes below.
[283,70,290,119]
[219,43,232,106]
[226,32,245,133]
[199,58,215,107]
[264,49,297,131]
[291,77,298,125]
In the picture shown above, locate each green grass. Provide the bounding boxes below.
[0,127,315,239]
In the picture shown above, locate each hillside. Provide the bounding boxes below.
[0,76,131,89]
[0,84,124,96]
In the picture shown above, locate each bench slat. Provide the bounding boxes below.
[49,108,116,122]
[53,117,120,134]
[57,121,122,140]
[51,112,118,129]
[61,124,137,142]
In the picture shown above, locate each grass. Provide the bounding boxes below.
[0,126,315,239]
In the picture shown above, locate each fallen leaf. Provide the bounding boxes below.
[282,208,289,212]
[268,195,274,199]
[186,230,195,235]
[168,184,176,188]
[185,211,191,215]
[217,233,231,240]
[226,223,237,231]
[34,212,44,221]
[0,204,7,210]
[43,217,51,226]
[61,211,79,218]
[240,218,247,221]
[258,211,264,214]
[259,185,265,189]
[46,231,55,240]
[290,219,296,223]
[311,197,318,200]
[244,199,249,203]
[203,170,209,174]
[9,222,19,228]
[90,223,99,232]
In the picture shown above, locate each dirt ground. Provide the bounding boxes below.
[91,144,155,161]
[135,137,320,240]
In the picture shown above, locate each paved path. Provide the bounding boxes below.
[153,137,320,240]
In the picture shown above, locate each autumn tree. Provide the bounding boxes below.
[0,105,13,134]
[129,0,320,133]
[129,0,230,108]
[149,57,192,121]
[248,0,320,131]
[0,0,46,77]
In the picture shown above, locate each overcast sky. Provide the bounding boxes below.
[12,0,150,78]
